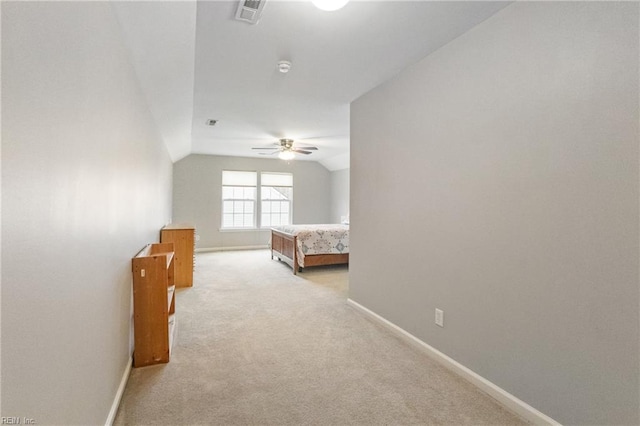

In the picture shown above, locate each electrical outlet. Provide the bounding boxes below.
[435,308,444,327]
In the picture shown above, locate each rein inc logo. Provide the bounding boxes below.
[1,418,35,425]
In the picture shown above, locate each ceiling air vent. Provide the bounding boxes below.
[235,0,266,25]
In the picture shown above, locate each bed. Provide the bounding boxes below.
[270,224,349,274]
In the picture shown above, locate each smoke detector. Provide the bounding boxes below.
[278,61,292,73]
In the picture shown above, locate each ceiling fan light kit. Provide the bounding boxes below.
[312,0,349,12]
[278,150,296,161]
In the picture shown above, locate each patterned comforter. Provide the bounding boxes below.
[271,224,349,267]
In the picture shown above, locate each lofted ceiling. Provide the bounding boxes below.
[113,1,510,171]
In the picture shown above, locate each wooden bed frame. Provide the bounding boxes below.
[271,229,349,275]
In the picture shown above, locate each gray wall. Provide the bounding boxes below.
[330,168,350,224]
[173,155,331,250]
[2,3,173,424]
[350,2,638,425]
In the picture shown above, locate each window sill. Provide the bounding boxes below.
[219,228,271,232]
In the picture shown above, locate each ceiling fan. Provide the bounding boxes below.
[252,139,318,160]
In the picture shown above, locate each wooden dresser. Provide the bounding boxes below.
[160,223,195,288]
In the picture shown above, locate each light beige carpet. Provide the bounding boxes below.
[114,249,527,425]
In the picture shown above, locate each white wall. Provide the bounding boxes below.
[2,3,173,424]
[330,168,350,224]
[350,2,638,425]
[173,155,331,250]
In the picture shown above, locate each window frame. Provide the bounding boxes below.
[220,170,294,230]
[221,171,258,230]
[260,172,293,229]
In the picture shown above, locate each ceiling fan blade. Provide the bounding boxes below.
[252,147,279,150]
[294,135,341,141]
[259,151,279,155]
[295,146,318,150]
[292,149,312,155]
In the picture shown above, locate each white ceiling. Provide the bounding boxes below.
[114,1,510,170]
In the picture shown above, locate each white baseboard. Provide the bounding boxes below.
[346,299,560,426]
[105,356,132,426]
[195,245,268,253]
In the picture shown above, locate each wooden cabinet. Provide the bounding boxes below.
[161,223,195,288]
[132,242,176,368]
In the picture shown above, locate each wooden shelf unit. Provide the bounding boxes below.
[161,223,195,288]
[132,242,176,368]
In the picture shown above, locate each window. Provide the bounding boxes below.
[221,171,293,229]
[261,172,293,228]
[222,171,257,229]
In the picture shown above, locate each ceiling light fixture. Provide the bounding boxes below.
[311,0,349,11]
[278,60,292,73]
[278,150,295,161]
